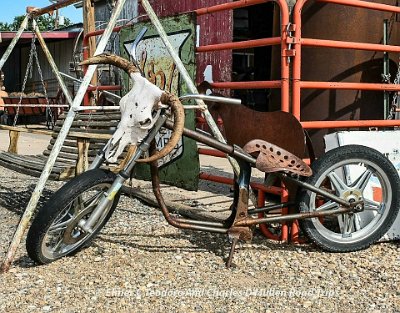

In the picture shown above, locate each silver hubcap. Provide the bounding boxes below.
[309,158,391,244]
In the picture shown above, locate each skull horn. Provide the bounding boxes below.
[80,53,140,75]
[81,54,185,163]
[137,92,185,163]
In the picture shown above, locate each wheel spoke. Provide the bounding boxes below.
[83,191,104,209]
[73,197,84,214]
[364,199,383,213]
[51,237,66,253]
[48,218,73,233]
[315,200,340,212]
[340,214,355,237]
[71,191,103,214]
[350,168,373,191]
[353,214,362,231]
[52,205,73,225]
[328,172,348,195]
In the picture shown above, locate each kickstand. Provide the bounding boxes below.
[226,236,239,268]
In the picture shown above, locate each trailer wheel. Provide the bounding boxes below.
[299,145,400,252]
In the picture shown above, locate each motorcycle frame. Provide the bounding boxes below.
[81,111,356,236]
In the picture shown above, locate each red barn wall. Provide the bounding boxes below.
[141,1,233,85]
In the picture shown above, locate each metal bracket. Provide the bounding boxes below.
[283,49,296,57]
[286,37,298,44]
[285,23,297,63]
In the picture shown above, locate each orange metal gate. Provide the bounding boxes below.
[193,0,400,242]
[195,0,291,112]
[194,0,293,241]
[293,0,400,129]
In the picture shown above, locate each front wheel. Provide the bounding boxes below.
[299,145,400,252]
[26,169,120,264]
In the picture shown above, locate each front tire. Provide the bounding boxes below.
[26,169,120,264]
[299,145,400,252]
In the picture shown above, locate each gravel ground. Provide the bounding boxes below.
[0,166,400,312]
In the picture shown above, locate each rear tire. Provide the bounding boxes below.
[299,145,400,252]
[26,169,120,264]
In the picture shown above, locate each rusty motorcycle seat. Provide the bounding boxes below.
[243,139,312,177]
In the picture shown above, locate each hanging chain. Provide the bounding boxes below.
[385,15,399,120]
[388,58,400,120]
[34,31,55,126]
[13,33,36,126]
[85,107,93,129]
[32,20,54,129]
[13,20,54,128]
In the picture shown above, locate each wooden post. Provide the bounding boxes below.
[83,0,97,105]
[8,130,20,154]
[76,138,90,175]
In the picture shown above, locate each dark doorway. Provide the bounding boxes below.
[232,3,275,111]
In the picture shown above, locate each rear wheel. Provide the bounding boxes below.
[26,169,120,264]
[299,145,400,252]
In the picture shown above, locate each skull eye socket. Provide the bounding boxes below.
[152,109,159,118]
[139,118,152,127]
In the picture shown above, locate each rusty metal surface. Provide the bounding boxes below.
[243,139,312,176]
[141,0,233,86]
[208,106,307,158]
[150,159,229,233]
[297,0,400,156]
[165,120,257,165]
[229,188,253,240]
[235,206,353,226]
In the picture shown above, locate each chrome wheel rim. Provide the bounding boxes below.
[41,183,112,260]
[309,158,391,244]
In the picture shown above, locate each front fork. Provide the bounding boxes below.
[79,111,169,233]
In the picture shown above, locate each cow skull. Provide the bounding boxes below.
[80,54,184,164]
